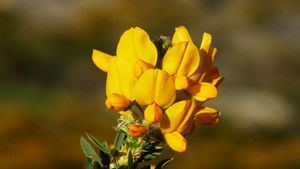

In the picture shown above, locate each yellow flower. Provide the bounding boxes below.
[162,27,200,90]
[92,27,158,110]
[162,26,223,101]
[133,69,176,122]
[160,100,220,152]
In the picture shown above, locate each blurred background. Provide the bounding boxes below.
[1,0,300,168]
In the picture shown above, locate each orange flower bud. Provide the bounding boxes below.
[128,124,148,137]
[144,104,163,124]
[105,94,131,111]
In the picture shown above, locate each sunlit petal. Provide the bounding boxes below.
[188,82,217,101]
[133,69,157,105]
[161,100,192,133]
[92,49,112,72]
[164,131,187,152]
[116,27,157,67]
[154,69,176,107]
[172,26,193,44]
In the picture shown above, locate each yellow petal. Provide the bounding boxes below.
[200,32,212,53]
[105,94,131,111]
[133,69,156,105]
[106,58,121,97]
[195,107,220,125]
[188,82,217,101]
[92,49,112,72]
[177,42,200,77]
[162,42,188,75]
[172,26,193,44]
[134,59,154,78]
[154,70,176,107]
[197,32,214,77]
[174,75,189,90]
[161,100,192,133]
[116,27,157,67]
[144,103,163,124]
[176,100,197,134]
[133,69,175,108]
[162,41,200,78]
[106,57,136,100]
[211,47,217,62]
[164,131,187,152]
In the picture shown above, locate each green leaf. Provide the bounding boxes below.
[114,130,126,152]
[128,150,134,169]
[92,161,102,169]
[155,158,174,169]
[80,136,103,168]
[86,158,93,169]
[86,132,111,156]
[86,157,102,169]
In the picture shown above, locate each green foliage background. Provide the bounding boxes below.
[1,0,300,168]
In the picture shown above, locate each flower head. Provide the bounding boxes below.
[91,26,223,156]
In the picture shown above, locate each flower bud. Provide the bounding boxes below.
[105,94,131,111]
[128,124,148,137]
[144,104,163,124]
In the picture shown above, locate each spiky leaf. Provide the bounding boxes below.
[86,133,111,156]
[80,136,103,168]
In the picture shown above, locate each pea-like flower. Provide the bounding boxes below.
[160,100,220,152]
[92,27,158,110]
[162,26,223,101]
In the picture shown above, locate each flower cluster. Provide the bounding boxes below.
[81,26,223,169]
